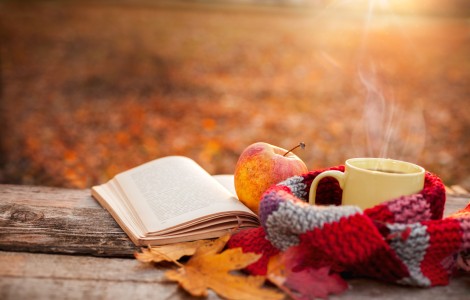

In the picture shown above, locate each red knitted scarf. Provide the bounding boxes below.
[228,166,470,287]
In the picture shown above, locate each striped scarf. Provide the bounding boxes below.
[228,166,470,287]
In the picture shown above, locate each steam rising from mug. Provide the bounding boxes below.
[351,0,426,163]
[353,65,426,163]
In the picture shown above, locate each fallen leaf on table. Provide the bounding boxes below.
[134,239,211,264]
[284,266,348,300]
[165,233,284,300]
[267,245,348,300]
[266,253,296,299]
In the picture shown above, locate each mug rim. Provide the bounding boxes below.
[346,157,425,176]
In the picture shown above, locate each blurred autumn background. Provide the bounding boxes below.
[1,0,469,190]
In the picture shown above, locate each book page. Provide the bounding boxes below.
[212,175,236,195]
[115,156,255,233]
[91,182,146,244]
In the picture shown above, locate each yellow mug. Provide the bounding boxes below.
[308,158,425,209]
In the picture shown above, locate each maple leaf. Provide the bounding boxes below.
[267,245,348,300]
[134,239,210,264]
[164,233,284,300]
[284,267,348,300]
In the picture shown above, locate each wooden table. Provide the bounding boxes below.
[1,184,469,299]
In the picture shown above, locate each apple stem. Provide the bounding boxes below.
[283,142,306,156]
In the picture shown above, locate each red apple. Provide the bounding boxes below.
[234,142,308,215]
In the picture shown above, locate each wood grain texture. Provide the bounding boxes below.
[1,184,469,257]
[0,250,220,300]
[0,251,468,300]
[0,184,137,257]
[0,184,469,299]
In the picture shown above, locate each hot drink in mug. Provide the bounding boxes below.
[308,158,425,209]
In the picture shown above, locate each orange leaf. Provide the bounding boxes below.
[267,254,297,299]
[165,233,284,300]
[134,239,211,264]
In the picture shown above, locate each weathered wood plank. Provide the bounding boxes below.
[444,194,469,217]
[0,184,137,257]
[0,250,219,300]
[0,184,468,258]
[0,185,469,299]
[0,251,468,300]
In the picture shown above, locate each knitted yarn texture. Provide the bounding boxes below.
[227,166,470,287]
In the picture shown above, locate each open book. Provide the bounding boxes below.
[91,156,260,246]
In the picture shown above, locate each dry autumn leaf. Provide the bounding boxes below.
[165,233,284,300]
[266,253,296,299]
[284,267,348,300]
[267,246,348,300]
[134,239,211,264]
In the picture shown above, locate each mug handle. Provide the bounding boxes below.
[308,170,345,205]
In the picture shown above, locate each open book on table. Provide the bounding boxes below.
[91,156,260,246]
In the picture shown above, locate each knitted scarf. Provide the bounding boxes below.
[228,166,470,287]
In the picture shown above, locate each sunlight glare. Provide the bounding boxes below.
[340,0,443,14]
